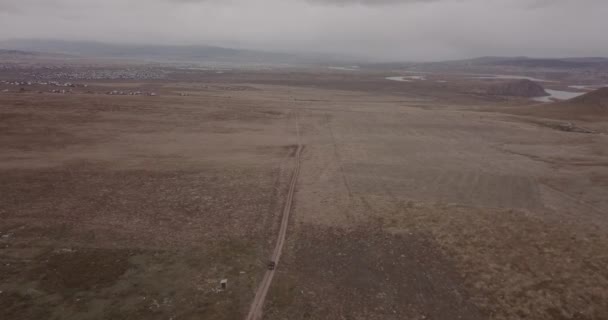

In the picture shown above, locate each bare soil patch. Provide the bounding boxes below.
[266,224,482,320]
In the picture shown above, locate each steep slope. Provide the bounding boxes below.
[568,87,608,110]
[484,79,548,97]
[513,88,608,120]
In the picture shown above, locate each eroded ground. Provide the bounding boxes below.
[1,72,608,319]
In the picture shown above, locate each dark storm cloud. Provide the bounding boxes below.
[1,0,607,61]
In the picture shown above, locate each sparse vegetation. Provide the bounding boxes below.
[1,64,607,320]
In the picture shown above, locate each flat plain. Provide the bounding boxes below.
[1,69,607,320]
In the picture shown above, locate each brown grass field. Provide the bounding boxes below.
[1,71,608,320]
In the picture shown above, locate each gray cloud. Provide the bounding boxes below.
[1,0,607,61]
[305,0,436,5]
[166,0,434,4]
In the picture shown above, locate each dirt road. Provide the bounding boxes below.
[245,112,302,320]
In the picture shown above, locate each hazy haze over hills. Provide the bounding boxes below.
[4,39,608,67]
[0,39,339,65]
[1,0,608,62]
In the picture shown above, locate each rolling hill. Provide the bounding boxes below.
[515,87,608,120]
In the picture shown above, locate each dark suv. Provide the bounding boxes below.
[267,261,276,270]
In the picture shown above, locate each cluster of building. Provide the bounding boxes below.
[48,89,73,94]
[106,90,157,96]
[0,87,159,96]
[32,68,169,81]
[0,62,172,81]
[0,88,74,94]
[0,79,88,88]
[0,79,90,94]
[0,67,166,96]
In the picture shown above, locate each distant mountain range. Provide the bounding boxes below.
[363,56,608,71]
[0,49,39,56]
[462,56,608,68]
[1,39,607,69]
[0,39,349,65]
[0,48,75,60]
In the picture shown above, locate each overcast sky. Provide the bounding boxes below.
[0,0,607,61]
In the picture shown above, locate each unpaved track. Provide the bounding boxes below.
[245,112,302,320]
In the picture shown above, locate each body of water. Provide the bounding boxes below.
[386,75,426,82]
[568,84,608,90]
[329,66,360,71]
[533,89,586,102]
[473,74,554,82]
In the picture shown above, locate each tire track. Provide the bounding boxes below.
[325,113,354,197]
[245,112,302,320]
